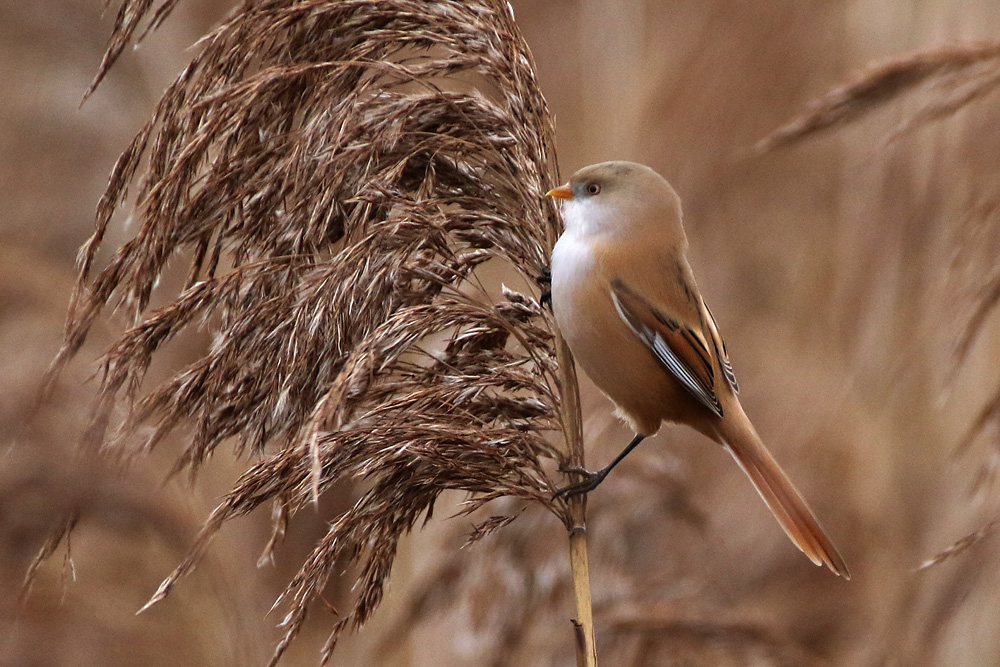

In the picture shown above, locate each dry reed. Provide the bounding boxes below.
[752,42,1000,154]
[47,1,588,663]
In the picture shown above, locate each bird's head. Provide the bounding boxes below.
[546,161,684,241]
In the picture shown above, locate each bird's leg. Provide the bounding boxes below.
[554,434,646,498]
[535,265,552,310]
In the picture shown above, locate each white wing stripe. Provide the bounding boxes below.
[651,332,722,416]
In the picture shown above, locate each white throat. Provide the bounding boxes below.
[561,196,626,240]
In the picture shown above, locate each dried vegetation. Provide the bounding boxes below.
[43,0,577,663]
[8,1,1000,666]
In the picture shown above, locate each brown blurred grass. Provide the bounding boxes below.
[6,1,1000,665]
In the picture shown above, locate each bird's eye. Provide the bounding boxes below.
[586,183,601,195]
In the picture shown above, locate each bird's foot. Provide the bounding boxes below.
[553,465,608,498]
[536,266,552,311]
[535,265,551,286]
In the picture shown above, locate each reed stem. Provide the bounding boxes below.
[555,335,597,667]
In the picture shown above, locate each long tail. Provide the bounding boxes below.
[719,418,850,579]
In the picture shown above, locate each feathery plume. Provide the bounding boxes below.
[53,1,578,663]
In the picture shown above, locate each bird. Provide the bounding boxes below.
[546,161,849,578]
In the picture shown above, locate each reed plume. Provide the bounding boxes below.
[752,42,1000,154]
[50,1,586,663]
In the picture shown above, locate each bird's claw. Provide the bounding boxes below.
[536,265,552,311]
[535,265,551,286]
[553,466,607,498]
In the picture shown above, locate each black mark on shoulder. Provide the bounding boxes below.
[672,260,696,305]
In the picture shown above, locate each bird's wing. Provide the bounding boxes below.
[702,302,738,394]
[610,279,723,416]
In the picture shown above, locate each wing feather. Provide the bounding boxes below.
[610,280,723,416]
[702,303,738,393]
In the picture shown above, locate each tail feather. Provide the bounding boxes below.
[722,430,850,579]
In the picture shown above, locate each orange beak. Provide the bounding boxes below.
[545,184,573,199]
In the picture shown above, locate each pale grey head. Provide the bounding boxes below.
[547,161,685,241]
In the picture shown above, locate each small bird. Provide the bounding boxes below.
[546,161,849,578]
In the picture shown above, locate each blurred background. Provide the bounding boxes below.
[4,1,1000,665]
